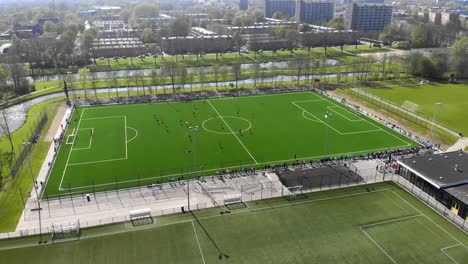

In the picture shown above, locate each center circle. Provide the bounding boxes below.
[202,116,252,135]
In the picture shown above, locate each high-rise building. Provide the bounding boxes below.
[264,0,334,23]
[296,0,334,23]
[265,0,296,18]
[343,0,384,3]
[240,0,249,10]
[344,3,393,31]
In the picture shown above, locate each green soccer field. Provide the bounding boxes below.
[366,83,468,135]
[44,91,418,196]
[1,183,467,263]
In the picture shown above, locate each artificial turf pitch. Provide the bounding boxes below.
[1,182,467,263]
[44,91,417,196]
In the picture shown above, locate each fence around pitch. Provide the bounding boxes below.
[4,171,467,241]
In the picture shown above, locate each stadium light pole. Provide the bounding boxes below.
[324,112,331,158]
[23,142,43,243]
[431,102,442,143]
[188,125,199,211]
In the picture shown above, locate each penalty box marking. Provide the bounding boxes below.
[360,213,465,264]
[59,114,128,190]
[315,93,413,147]
[72,128,95,150]
[292,101,383,135]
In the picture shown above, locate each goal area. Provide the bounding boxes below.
[66,128,76,145]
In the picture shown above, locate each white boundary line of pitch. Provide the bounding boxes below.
[207,100,258,164]
[1,189,389,251]
[316,93,413,147]
[72,128,94,150]
[391,190,467,249]
[192,220,207,264]
[59,114,128,190]
[59,108,85,191]
[59,144,409,191]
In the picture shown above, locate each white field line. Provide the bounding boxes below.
[67,157,127,166]
[127,127,139,142]
[292,102,344,135]
[64,116,127,166]
[391,191,467,249]
[359,227,398,264]
[301,111,322,122]
[207,100,258,164]
[291,99,326,103]
[2,189,389,251]
[73,128,94,150]
[441,244,463,264]
[59,108,85,191]
[441,250,458,264]
[191,221,207,264]
[359,214,423,229]
[124,116,128,159]
[317,92,413,147]
[59,144,409,191]
[326,106,362,122]
[81,115,126,121]
[293,102,381,136]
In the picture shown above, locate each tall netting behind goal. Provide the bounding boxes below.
[401,101,420,113]
[282,185,305,201]
[50,220,80,242]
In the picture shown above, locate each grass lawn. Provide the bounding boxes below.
[1,182,467,263]
[0,100,60,232]
[44,91,417,196]
[366,83,468,135]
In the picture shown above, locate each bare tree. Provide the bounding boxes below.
[163,61,177,94]
[232,64,242,90]
[0,109,14,153]
[213,64,220,91]
[78,67,90,100]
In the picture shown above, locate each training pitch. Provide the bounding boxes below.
[1,183,467,263]
[44,91,417,196]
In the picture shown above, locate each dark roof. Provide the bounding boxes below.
[445,184,468,205]
[398,151,468,189]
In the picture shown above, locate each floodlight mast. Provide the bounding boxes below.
[324,112,331,158]
[431,102,442,143]
[23,142,43,244]
[188,126,199,211]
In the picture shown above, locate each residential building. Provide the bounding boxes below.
[240,0,249,10]
[296,0,334,23]
[264,0,296,18]
[345,3,393,31]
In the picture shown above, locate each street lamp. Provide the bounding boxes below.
[23,142,43,243]
[324,112,332,158]
[431,102,442,143]
[188,126,199,211]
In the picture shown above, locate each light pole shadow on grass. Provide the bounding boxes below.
[190,211,230,260]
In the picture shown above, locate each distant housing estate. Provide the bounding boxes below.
[344,3,393,31]
[264,0,334,24]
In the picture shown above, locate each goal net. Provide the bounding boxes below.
[283,185,304,201]
[50,220,80,241]
[401,101,419,113]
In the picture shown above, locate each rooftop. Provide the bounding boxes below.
[398,151,468,189]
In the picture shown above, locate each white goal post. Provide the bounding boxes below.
[50,220,80,240]
[224,194,242,205]
[129,208,152,221]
